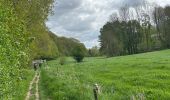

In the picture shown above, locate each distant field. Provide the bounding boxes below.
[40,49,170,100]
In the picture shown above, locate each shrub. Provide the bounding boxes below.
[72,44,86,62]
[59,57,66,65]
[0,3,29,98]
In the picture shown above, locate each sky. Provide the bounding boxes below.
[46,0,170,48]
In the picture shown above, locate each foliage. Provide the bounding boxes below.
[40,60,93,100]
[40,49,170,99]
[48,32,86,56]
[99,21,124,56]
[59,57,66,65]
[8,0,58,60]
[14,70,35,100]
[99,5,170,57]
[72,44,87,62]
[30,29,59,60]
[153,6,170,48]
[88,46,100,57]
[100,20,143,56]
[0,2,30,98]
[0,0,55,98]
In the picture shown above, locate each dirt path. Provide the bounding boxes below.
[25,71,40,100]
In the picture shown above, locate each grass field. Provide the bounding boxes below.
[40,49,170,100]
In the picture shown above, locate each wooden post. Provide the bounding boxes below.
[93,84,99,100]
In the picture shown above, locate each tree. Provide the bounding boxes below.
[88,46,100,57]
[99,4,157,57]
[9,0,58,60]
[99,19,125,57]
[153,6,170,48]
[0,0,56,98]
[72,44,87,62]
[48,32,86,56]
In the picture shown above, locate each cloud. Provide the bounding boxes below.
[46,0,170,48]
[121,0,146,7]
[53,0,82,16]
[148,0,170,7]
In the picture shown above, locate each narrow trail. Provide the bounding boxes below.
[25,71,40,100]
[35,72,40,100]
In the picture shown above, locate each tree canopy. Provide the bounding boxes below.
[99,4,170,57]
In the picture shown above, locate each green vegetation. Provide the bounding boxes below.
[154,6,170,48]
[99,5,170,57]
[49,32,87,56]
[14,70,35,100]
[88,46,100,57]
[0,0,57,98]
[30,79,36,100]
[0,1,30,98]
[40,49,170,99]
[1,0,170,99]
[0,0,86,98]
[59,56,67,65]
[73,44,87,62]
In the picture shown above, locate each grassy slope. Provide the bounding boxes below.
[40,49,170,100]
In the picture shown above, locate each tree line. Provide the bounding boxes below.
[99,4,170,57]
[48,31,87,57]
[0,0,87,98]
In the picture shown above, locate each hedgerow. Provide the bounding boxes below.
[0,2,29,99]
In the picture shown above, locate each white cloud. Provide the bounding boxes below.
[148,0,170,7]
[46,0,170,48]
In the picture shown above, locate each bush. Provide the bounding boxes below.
[59,57,66,65]
[74,56,84,62]
[72,44,86,62]
[0,3,29,98]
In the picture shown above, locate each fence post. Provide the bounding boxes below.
[93,84,99,100]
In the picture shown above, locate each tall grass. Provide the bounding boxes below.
[14,69,35,100]
[40,49,170,100]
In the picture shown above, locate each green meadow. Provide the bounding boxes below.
[40,49,170,100]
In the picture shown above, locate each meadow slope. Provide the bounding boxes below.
[40,49,170,100]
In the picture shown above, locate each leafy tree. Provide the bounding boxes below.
[88,46,100,57]
[99,6,158,56]
[153,6,170,48]
[48,32,86,56]
[72,44,87,62]
[99,20,124,57]
[0,0,56,98]
[9,0,58,60]
[125,20,142,54]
